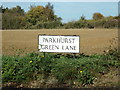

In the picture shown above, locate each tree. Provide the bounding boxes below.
[92,12,104,20]
[2,6,25,29]
[45,2,53,10]
[25,3,62,29]
[44,2,55,21]
[11,6,25,16]
[80,15,86,21]
[25,6,45,25]
[2,6,25,15]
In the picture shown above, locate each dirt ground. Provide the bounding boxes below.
[1,29,118,55]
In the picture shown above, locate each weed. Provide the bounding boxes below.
[2,48,120,87]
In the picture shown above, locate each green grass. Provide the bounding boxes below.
[2,49,120,87]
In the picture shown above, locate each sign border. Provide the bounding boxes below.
[38,34,80,53]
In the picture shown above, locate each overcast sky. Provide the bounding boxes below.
[1,1,118,23]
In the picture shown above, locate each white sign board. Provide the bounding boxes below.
[38,35,80,53]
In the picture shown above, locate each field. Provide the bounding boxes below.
[2,29,118,55]
[1,29,119,88]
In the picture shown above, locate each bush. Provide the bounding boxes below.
[2,49,120,87]
[87,20,94,29]
[2,13,25,29]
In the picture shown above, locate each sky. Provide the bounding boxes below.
[1,2,118,23]
[1,0,119,2]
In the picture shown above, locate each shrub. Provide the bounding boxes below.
[2,49,120,87]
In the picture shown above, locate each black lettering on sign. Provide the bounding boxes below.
[43,38,48,43]
[42,37,76,43]
[62,45,76,50]
[40,45,59,50]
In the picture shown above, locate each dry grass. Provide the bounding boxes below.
[2,29,118,55]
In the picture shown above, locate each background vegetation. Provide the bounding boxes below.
[0,3,119,29]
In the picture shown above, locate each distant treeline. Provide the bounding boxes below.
[0,3,119,29]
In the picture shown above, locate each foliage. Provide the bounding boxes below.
[1,5,24,15]
[2,13,26,29]
[63,14,118,29]
[25,3,62,29]
[2,5,25,29]
[1,3,62,29]
[25,6,45,25]
[1,4,118,29]
[94,16,118,28]
[92,12,104,20]
[2,48,120,87]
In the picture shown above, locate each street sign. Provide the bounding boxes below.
[38,35,80,53]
